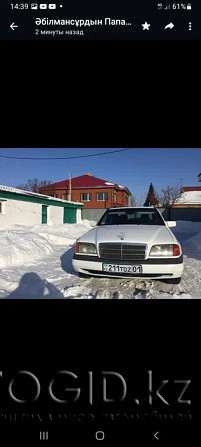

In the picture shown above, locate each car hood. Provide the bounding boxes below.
[78,225,176,246]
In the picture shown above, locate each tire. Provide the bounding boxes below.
[166,277,181,285]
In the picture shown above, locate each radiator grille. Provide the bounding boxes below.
[99,244,146,260]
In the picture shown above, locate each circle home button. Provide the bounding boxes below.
[95,431,105,441]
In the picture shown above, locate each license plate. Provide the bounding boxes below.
[102,264,142,274]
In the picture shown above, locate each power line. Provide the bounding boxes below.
[0,148,132,160]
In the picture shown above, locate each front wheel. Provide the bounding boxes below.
[165,277,181,285]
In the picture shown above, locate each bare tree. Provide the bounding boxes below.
[157,180,183,207]
[16,178,52,193]
[136,194,147,206]
[129,193,136,207]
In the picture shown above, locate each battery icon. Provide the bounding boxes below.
[187,3,192,9]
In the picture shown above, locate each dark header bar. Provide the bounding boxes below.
[0,1,199,40]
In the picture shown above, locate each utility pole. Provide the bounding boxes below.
[69,172,72,201]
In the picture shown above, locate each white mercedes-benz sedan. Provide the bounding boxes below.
[72,207,183,284]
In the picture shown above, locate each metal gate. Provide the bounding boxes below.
[63,207,76,223]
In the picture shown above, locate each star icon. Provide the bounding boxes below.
[141,21,151,30]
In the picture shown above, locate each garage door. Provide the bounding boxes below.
[63,207,76,223]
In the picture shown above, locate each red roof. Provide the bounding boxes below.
[183,186,201,192]
[40,174,130,193]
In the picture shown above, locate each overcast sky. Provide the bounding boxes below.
[0,148,200,204]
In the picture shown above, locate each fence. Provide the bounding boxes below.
[82,207,201,223]
[158,207,201,222]
[81,209,106,222]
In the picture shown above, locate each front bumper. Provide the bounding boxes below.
[72,254,184,279]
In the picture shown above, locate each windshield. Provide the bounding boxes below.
[97,208,165,226]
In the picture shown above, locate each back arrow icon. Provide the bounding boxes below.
[164,22,174,30]
[10,22,18,31]
[154,431,159,440]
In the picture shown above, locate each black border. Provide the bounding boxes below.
[1,39,199,148]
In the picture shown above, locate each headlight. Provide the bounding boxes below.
[75,242,97,255]
[149,244,180,257]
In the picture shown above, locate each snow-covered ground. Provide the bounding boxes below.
[0,220,201,299]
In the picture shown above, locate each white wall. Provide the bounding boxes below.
[0,199,41,227]
[49,205,63,225]
[0,197,81,227]
[76,208,82,223]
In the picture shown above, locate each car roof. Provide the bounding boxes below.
[108,206,156,210]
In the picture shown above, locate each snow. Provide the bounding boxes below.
[0,229,54,269]
[0,223,90,269]
[175,190,201,204]
[105,182,115,185]
[0,220,201,299]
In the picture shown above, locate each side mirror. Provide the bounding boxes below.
[90,222,97,227]
[166,221,176,228]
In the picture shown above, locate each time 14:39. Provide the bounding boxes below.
[10,3,29,9]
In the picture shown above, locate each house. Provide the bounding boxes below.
[172,186,201,208]
[161,186,201,221]
[39,173,131,209]
[0,185,83,227]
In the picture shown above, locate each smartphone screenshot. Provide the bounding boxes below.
[0,0,199,443]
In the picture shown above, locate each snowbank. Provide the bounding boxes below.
[0,219,201,269]
[172,220,201,235]
[0,223,90,268]
[0,220,201,299]
[0,230,54,268]
[171,221,201,257]
[183,231,201,257]
[34,222,90,245]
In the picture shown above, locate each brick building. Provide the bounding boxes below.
[39,173,131,209]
